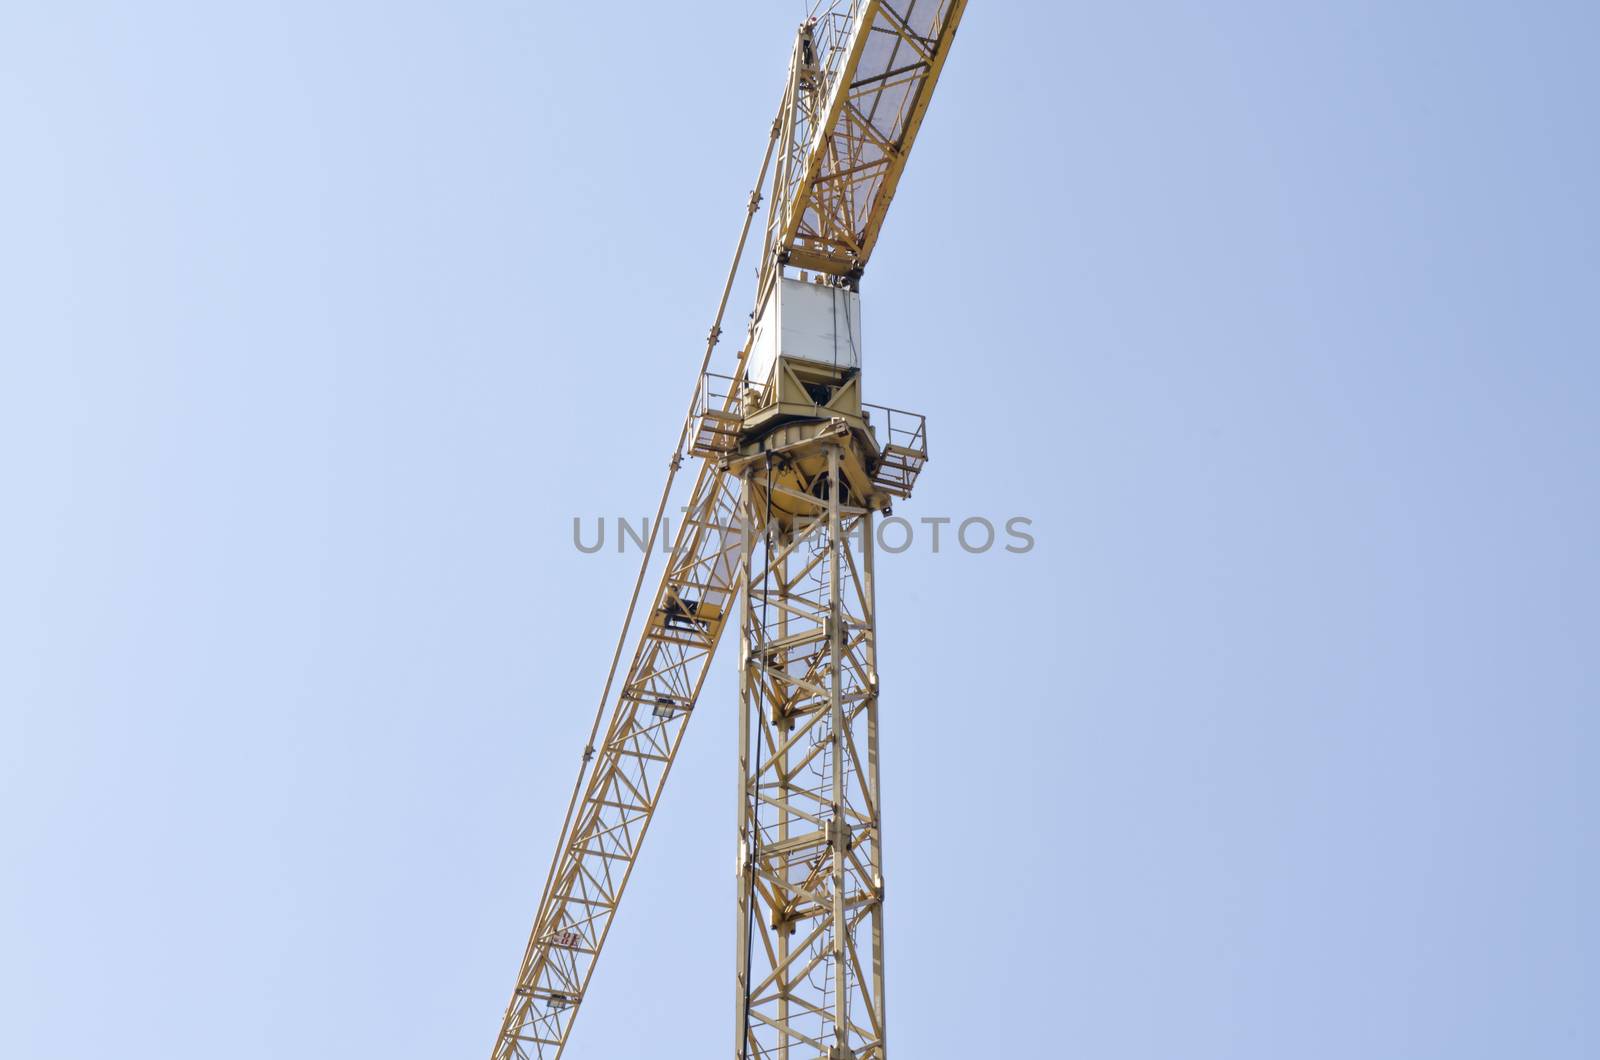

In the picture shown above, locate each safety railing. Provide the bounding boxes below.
[692,372,928,500]
[862,401,928,499]
[689,371,775,458]
[811,3,859,92]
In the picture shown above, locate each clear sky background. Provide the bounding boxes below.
[2,2,1595,1057]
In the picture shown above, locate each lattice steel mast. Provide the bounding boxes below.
[490,5,967,1058]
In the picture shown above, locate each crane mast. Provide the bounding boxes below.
[491,5,966,1058]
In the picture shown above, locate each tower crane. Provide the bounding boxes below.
[491,4,967,1057]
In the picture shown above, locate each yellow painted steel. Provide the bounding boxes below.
[489,5,965,1057]
[773,0,969,279]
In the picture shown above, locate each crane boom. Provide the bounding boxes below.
[770,0,969,279]
[490,6,966,1058]
[487,123,781,1059]
[490,457,751,1059]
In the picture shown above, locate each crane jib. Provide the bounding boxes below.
[491,4,966,1057]
[776,0,968,278]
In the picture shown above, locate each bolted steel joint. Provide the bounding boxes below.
[826,816,853,851]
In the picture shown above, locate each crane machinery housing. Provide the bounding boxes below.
[490,4,968,1058]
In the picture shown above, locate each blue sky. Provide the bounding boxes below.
[2,2,1595,1058]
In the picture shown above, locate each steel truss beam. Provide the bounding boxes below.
[737,444,884,1060]
[772,0,970,279]
[491,6,963,1056]
[491,462,753,1060]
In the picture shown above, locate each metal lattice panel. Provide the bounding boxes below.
[774,1,969,276]
[737,447,885,1060]
[489,6,965,1056]
[491,463,753,1060]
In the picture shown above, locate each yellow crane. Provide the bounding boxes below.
[491,4,968,1057]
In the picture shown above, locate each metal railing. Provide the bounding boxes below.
[862,401,927,457]
[696,370,775,418]
[862,401,928,498]
[690,371,774,457]
[691,371,930,496]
